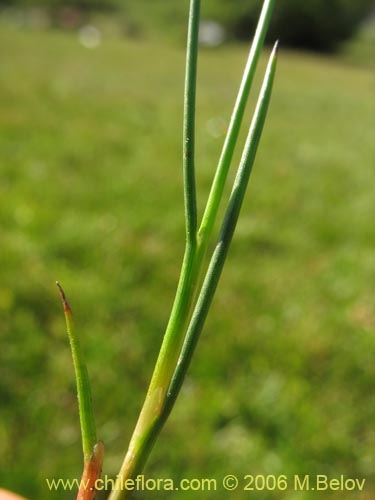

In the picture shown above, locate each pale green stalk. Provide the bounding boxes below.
[165,42,279,414]
[109,2,278,498]
[109,4,202,495]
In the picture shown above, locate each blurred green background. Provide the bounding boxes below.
[0,0,374,499]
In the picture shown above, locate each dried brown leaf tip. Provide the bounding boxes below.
[56,281,71,313]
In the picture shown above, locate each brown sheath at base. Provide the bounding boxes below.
[77,441,104,500]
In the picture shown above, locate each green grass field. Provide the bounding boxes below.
[0,21,374,500]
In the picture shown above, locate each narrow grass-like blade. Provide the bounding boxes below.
[183,0,200,244]
[199,0,275,242]
[56,282,97,460]
[165,42,279,413]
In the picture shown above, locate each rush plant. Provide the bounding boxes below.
[57,0,278,498]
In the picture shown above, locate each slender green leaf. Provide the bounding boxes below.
[199,0,275,243]
[165,42,279,413]
[56,282,97,461]
[183,0,200,244]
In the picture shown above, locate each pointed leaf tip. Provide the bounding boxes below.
[56,281,71,313]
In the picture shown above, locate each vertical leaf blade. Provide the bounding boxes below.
[183,0,200,244]
[165,42,279,413]
[56,282,97,461]
[199,0,276,242]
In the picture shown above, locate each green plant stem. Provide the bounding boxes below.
[56,282,97,461]
[109,41,278,500]
[108,3,201,497]
[183,0,200,244]
[109,2,277,499]
[165,42,279,414]
[198,0,275,244]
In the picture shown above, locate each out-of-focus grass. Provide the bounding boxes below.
[0,22,373,500]
[341,24,375,69]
